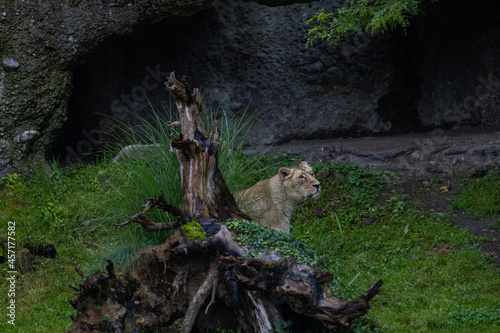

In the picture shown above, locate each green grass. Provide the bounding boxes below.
[93,102,284,268]
[453,169,500,219]
[291,163,500,332]
[1,160,500,332]
[0,104,499,332]
[0,162,107,332]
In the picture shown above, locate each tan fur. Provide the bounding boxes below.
[235,161,320,232]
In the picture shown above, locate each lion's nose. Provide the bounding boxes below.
[313,183,320,190]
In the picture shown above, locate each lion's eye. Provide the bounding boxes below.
[299,175,305,179]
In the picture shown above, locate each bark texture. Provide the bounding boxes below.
[164,73,250,223]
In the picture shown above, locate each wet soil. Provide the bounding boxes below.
[261,125,500,266]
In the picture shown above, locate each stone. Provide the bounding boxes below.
[13,130,39,143]
[290,88,303,100]
[306,74,320,85]
[230,101,242,111]
[408,151,420,164]
[305,61,325,74]
[318,167,332,178]
[0,151,9,168]
[2,58,19,70]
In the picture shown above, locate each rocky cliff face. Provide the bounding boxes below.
[1,0,500,175]
[0,0,225,176]
[53,0,395,165]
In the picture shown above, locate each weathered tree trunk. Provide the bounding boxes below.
[68,73,382,333]
[165,73,250,223]
[113,73,250,232]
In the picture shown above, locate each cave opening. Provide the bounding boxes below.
[375,0,500,134]
[50,9,219,164]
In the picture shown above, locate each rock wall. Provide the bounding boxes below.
[1,0,500,175]
[54,0,394,165]
[0,0,283,176]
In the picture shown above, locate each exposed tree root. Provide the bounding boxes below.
[181,262,218,333]
[205,273,218,314]
[69,226,382,332]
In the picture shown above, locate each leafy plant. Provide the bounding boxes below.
[307,0,440,47]
[1,173,26,197]
[447,305,500,326]
[226,219,318,265]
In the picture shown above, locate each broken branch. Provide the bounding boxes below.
[114,208,184,231]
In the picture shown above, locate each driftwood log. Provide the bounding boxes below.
[68,73,382,333]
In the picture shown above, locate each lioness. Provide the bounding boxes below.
[235,161,320,232]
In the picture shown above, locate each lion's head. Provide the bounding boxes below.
[278,161,321,202]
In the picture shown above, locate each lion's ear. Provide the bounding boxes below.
[298,161,310,169]
[278,167,294,181]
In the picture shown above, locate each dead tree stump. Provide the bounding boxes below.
[68,73,382,333]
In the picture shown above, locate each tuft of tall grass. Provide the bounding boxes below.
[95,99,281,267]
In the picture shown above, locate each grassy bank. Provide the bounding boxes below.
[0,160,499,332]
[0,150,499,332]
[291,164,500,332]
[453,169,500,219]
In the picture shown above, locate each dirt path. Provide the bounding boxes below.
[265,125,500,178]
[260,125,500,266]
